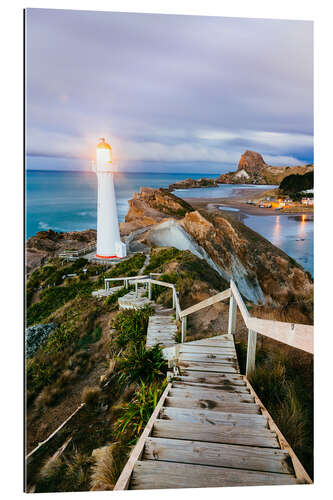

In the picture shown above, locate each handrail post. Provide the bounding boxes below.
[246,329,257,378]
[125,278,128,289]
[135,281,138,297]
[172,287,175,309]
[228,292,237,335]
[181,316,187,343]
[148,280,152,300]
[175,292,180,320]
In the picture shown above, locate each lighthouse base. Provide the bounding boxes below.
[95,241,127,261]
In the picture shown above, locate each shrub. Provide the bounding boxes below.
[112,306,153,347]
[90,443,127,491]
[114,379,167,443]
[117,342,167,386]
[145,247,182,273]
[82,386,102,407]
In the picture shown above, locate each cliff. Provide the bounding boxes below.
[120,187,194,234]
[216,150,314,185]
[125,188,313,307]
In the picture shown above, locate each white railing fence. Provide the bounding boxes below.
[105,275,314,377]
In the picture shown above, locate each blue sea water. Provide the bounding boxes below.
[26,170,313,275]
[26,170,219,239]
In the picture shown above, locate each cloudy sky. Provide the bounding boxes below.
[26,9,313,172]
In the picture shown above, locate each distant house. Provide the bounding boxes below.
[302,198,314,206]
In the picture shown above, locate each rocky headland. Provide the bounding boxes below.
[167,150,314,190]
[216,150,314,185]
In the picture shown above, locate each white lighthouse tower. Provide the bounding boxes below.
[93,138,126,260]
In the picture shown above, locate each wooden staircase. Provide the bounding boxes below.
[115,334,310,490]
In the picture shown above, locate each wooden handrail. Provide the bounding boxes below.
[230,280,250,325]
[179,289,231,319]
[247,317,314,355]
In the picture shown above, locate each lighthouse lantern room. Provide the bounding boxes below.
[93,138,127,259]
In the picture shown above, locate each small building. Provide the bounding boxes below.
[302,198,314,206]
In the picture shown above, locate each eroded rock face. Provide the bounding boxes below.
[138,190,313,305]
[121,187,194,235]
[237,150,267,175]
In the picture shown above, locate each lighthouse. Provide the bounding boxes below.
[93,138,126,260]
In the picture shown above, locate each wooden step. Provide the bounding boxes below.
[159,406,268,428]
[130,461,298,489]
[179,362,239,374]
[169,387,254,402]
[179,352,237,363]
[172,380,250,393]
[174,372,246,386]
[144,437,294,474]
[179,344,235,354]
[165,396,260,414]
[152,419,279,448]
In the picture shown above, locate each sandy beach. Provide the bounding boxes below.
[183,187,314,217]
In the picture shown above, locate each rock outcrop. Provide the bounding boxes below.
[168,177,216,191]
[216,150,314,185]
[120,187,194,235]
[26,229,96,273]
[26,322,57,358]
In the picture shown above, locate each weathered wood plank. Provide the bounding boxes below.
[159,406,268,427]
[179,361,239,373]
[165,396,260,414]
[179,352,237,363]
[152,419,279,448]
[169,387,254,402]
[228,293,237,335]
[247,317,314,354]
[175,372,246,385]
[185,335,234,346]
[144,437,293,474]
[179,288,231,319]
[172,380,249,393]
[113,383,172,490]
[179,345,235,354]
[230,280,250,325]
[130,461,298,489]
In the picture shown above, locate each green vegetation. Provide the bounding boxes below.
[114,380,167,443]
[111,306,153,347]
[279,171,313,194]
[117,342,167,386]
[236,339,313,478]
[27,281,95,326]
[145,247,182,273]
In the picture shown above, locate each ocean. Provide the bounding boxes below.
[26,170,313,275]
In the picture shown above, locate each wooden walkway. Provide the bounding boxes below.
[146,305,177,349]
[115,334,309,490]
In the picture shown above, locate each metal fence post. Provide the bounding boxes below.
[148,280,152,300]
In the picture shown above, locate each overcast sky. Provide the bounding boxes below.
[26,9,313,172]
